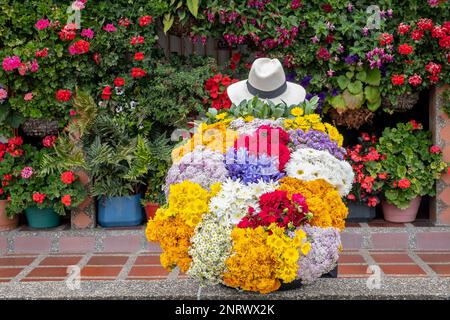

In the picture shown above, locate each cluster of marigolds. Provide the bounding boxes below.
[147,106,354,293]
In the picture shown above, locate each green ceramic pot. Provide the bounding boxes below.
[25,207,60,229]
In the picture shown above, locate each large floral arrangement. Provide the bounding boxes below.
[146,99,354,293]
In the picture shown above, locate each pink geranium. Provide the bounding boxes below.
[2,56,21,71]
[35,19,50,30]
[0,88,8,100]
[24,93,33,101]
[81,28,94,39]
[103,24,117,32]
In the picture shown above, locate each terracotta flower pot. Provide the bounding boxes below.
[145,202,160,220]
[382,196,422,223]
[0,200,19,231]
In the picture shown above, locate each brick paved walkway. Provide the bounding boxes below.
[1,249,450,283]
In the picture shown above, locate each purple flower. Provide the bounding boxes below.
[311,36,319,43]
[300,76,312,88]
[362,27,369,36]
[347,3,353,12]
[298,225,341,284]
[286,71,297,82]
[224,148,285,185]
[289,129,346,160]
[344,54,359,65]
[387,9,393,17]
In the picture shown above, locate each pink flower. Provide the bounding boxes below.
[72,0,86,10]
[408,74,422,87]
[0,88,8,100]
[430,145,441,154]
[30,60,39,73]
[69,110,77,116]
[21,166,33,179]
[2,56,21,71]
[102,24,117,32]
[42,135,57,148]
[81,28,94,39]
[35,19,50,30]
[35,48,48,58]
[24,93,33,101]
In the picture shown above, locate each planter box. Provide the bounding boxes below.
[347,203,376,222]
[98,194,144,227]
[25,207,60,229]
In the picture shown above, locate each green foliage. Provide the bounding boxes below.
[366,122,448,209]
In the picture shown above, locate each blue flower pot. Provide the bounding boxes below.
[25,207,60,229]
[98,194,144,227]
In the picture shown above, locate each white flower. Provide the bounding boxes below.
[285,147,354,196]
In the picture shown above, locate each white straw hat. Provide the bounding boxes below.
[227,58,306,106]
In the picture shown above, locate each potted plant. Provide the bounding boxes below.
[0,136,28,230]
[367,121,447,223]
[6,147,86,228]
[345,132,383,222]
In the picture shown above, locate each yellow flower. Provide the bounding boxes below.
[215,112,228,120]
[284,247,300,263]
[290,107,304,117]
[244,115,255,122]
[301,242,312,256]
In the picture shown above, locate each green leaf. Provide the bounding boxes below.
[366,68,381,86]
[345,71,354,79]
[163,14,174,33]
[347,81,363,94]
[342,90,364,109]
[336,75,350,90]
[330,95,346,111]
[356,71,367,82]
[367,98,381,111]
[364,86,381,103]
[186,0,199,17]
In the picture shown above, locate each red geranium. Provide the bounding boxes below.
[411,29,425,41]
[398,178,411,189]
[379,33,394,46]
[131,67,146,78]
[35,48,48,58]
[134,52,144,61]
[56,89,72,102]
[316,47,331,61]
[204,73,236,110]
[417,18,433,31]
[398,23,411,35]
[61,171,76,184]
[61,194,72,207]
[398,43,413,55]
[430,145,441,154]
[114,77,125,87]
[408,74,422,86]
[139,16,153,27]
[130,36,145,45]
[321,3,333,13]
[101,86,112,100]
[42,135,57,148]
[391,74,405,85]
[32,192,46,204]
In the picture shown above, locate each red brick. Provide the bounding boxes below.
[0,268,23,278]
[0,236,7,254]
[0,279,11,282]
[103,235,141,252]
[338,254,366,264]
[340,233,363,250]
[368,221,405,227]
[345,223,361,228]
[337,265,369,275]
[126,277,163,281]
[371,233,409,250]
[80,277,116,281]
[440,124,450,143]
[416,232,450,250]
[128,266,169,277]
[428,264,450,275]
[438,188,450,206]
[39,256,82,266]
[87,255,129,266]
[146,241,163,253]
[134,255,161,265]
[371,253,414,264]
[418,253,450,263]
[438,207,450,226]
[14,237,52,254]
[443,146,450,163]
[59,237,95,253]
[441,173,450,185]
[81,266,122,277]
[72,212,94,229]
[380,265,426,275]
[26,267,69,278]
[0,257,36,266]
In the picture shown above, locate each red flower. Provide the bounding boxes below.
[391,74,405,85]
[431,25,446,39]
[316,47,331,61]
[3,174,12,181]
[411,29,425,41]
[61,194,72,207]
[426,62,442,75]
[321,3,333,12]
[439,36,450,49]
[325,33,334,44]
[221,76,231,87]
[131,67,146,78]
[367,197,378,207]
[398,23,411,35]
[101,86,112,100]
[398,43,413,55]
[139,16,153,27]
[8,136,23,147]
[408,74,422,87]
[42,135,57,148]
[409,119,422,130]
[35,48,48,58]
[430,145,441,154]
[114,77,125,87]
[56,89,72,102]
[347,194,356,201]
[119,18,132,27]
[417,18,433,31]
[378,173,388,180]
[134,52,144,61]
[93,52,101,65]
[61,171,76,184]
[130,36,145,45]
[32,193,46,204]
[379,33,393,46]
[70,40,90,55]
[58,25,76,41]
[231,52,241,64]
[398,178,411,189]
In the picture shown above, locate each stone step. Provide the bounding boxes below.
[1,223,450,254]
